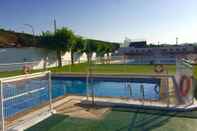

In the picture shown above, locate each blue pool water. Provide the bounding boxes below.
[3,76,160,118]
[52,77,160,100]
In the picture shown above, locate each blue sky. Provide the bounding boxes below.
[0,0,197,44]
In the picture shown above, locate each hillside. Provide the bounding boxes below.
[0,29,38,47]
[0,29,120,48]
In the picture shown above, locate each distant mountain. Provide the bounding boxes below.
[0,29,38,48]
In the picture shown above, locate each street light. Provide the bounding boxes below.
[24,24,36,45]
[24,24,35,36]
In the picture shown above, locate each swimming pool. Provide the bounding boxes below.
[3,76,160,118]
[52,76,160,100]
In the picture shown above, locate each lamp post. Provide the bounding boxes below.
[24,24,35,36]
[24,24,35,45]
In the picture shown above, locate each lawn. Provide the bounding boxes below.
[2,63,197,78]
[26,110,197,131]
[50,64,177,75]
[0,64,177,78]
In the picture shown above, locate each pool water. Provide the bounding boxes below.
[52,77,160,100]
[3,76,160,118]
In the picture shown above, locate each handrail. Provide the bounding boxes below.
[0,71,50,83]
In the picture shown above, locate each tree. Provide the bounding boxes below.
[102,43,112,63]
[83,39,98,64]
[40,27,74,67]
[95,42,105,63]
[55,27,76,67]
[69,36,84,65]
[88,40,120,64]
[17,34,38,47]
[96,42,105,57]
[39,31,60,66]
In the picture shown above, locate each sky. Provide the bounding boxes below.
[0,0,197,44]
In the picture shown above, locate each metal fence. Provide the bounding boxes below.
[93,55,176,65]
[86,74,178,108]
[85,56,195,109]
[0,71,52,131]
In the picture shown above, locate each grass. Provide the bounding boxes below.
[2,63,197,78]
[0,69,44,78]
[51,64,177,75]
[26,110,197,131]
[0,64,177,78]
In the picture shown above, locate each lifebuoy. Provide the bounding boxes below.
[180,75,192,97]
[23,64,31,74]
[154,65,164,73]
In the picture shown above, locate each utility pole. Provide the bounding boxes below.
[54,18,57,33]
[176,37,178,45]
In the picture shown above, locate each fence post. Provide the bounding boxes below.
[0,80,5,131]
[140,84,144,105]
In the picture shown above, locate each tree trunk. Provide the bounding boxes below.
[107,53,110,64]
[43,56,48,70]
[71,51,74,65]
[87,53,92,65]
[57,50,62,67]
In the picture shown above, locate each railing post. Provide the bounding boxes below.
[140,84,144,105]
[0,80,5,131]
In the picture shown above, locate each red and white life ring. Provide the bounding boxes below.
[23,64,31,74]
[154,65,164,73]
[180,75,192,97]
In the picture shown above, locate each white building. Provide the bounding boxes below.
[118,39,197,64]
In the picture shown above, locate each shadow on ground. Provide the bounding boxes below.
[115,110,173,131]
[26,106,197,131]
[25,114,68,131]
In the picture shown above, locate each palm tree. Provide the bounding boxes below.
[40,27,74,67]
[83,39,97,64]
[104,43,120,63]
[69,36,84,65]
[104,44,112,64]
[95,42,106,63]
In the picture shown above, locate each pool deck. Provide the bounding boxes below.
[6,95,197,131]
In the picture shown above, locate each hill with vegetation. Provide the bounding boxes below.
[0,28,120,49]
[0,29,38,47]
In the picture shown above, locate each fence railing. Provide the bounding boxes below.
[0,71,52,131]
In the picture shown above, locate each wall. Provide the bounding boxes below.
[0,47,96,71]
